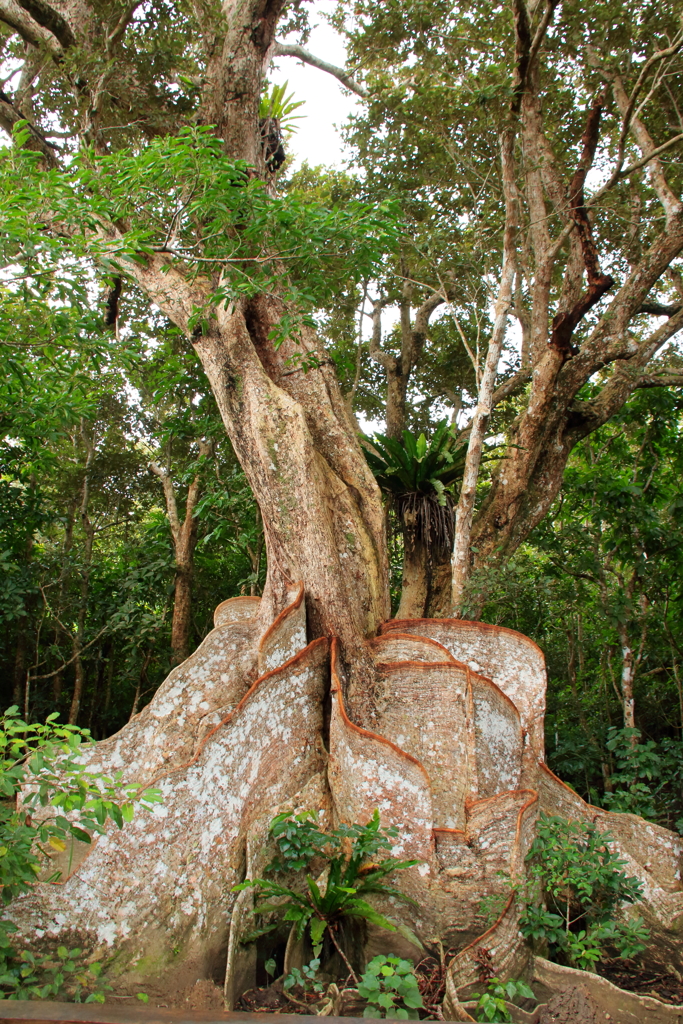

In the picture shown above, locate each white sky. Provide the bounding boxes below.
[269,16,359,171]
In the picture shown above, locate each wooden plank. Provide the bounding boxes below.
[0,1003,371,1024]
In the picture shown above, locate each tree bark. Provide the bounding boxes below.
[188,294,389,717]
[463,22,683,613]
[451,128,518,616]
[618,627,636,732]
[3,0,683,998]
[68,426,95,725]
[150,442,211,666]
[396,531,452,621]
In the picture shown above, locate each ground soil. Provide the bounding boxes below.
[160,979,227,1011]
[238,982,366,1017]
[238,982,306,1014]
[536,986,600,1023]
[597,962,683,1005]
[237,955,449,1018]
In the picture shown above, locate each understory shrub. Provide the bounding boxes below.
[234,809,419,979]
[602,727,683,832]
[473,977,535,1023]
[0,706,160,1000]
[519,814,649,969]
[357,955,424,1019]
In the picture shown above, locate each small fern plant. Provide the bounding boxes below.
[233,810,419,981]
[362,420,465,506]
[259,81,305,133]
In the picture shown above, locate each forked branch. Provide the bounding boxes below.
[549,92,614,357]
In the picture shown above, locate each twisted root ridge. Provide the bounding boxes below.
[8,590,683,1014]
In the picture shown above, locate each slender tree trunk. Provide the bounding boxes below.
[68,427,95,725]
[150,442,209,666]
[12,621,28,707]
[246,505,264,596]
[451,129,518,615]
[128,649,152,720]
[68,521,94,724]
[396,531,429,620]
[12,534,34,707]
[103,648,114,716]
[52,498,77,702]
[396,531,453,620]
[618,623,636,731]
[170,563,194,664]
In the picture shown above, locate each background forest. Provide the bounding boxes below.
[2,0,683,836]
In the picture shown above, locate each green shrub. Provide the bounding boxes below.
[283,955,324,997]
[357,955,424,1019]
[474,978,534,1023]
[234,810,419,978]
[0,706,161,1000]
[519,814,649,968]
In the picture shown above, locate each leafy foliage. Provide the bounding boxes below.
[233,810,419,958]
[0,946,109,1003]
[1,124,400,348]
[519,814,649,969]
[476,389,683,830]
[259,82,305,133]
[602,727,678,824]
[284,956,324,996]
[0,707,160,998]
[473,978,535,1023]
[357,955,424,1019]
[363,421,466,504]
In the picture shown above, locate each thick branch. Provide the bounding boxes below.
[575,304,683,434]
[404,286,445,376]
[0,0,62,54]
[271,42,367,98]
[546,134,683,272]
[609,39,683,188]
[527,0,560,80]
[633,370,683,389]
[549,92,613,357]
[367,297,395,372]
[638,301,682,317]
[16,0,73,47]
[613,75,683,223]
[0,90,58,165]
[511,0,532,113]
[491,367,532,408]
[149,462,181,545]
[106,0,143,50]
[414,289,445,340]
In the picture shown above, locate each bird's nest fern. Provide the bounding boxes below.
[362,420,500,555]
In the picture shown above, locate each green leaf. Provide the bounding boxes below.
[310,917,326,948]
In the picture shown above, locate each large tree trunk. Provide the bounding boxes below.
[186,292,389,704]
[4,0,683,1010]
